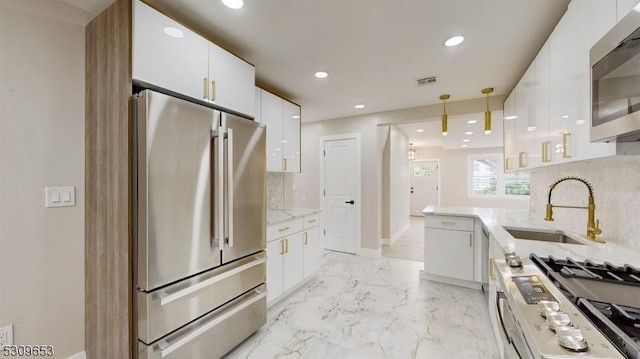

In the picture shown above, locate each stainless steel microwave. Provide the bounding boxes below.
[591,5,640,142]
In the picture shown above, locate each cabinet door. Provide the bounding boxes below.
[303,227,321,278]
[514,76,532,169]
[424,228,474,281]
[487,235,505,359]
[254,87,262,123]
[133,0,209,100]
[283,232,304,292]
[208,44,255,117]
[266,239,284,304]
[549,13,572,164]
[261,90,283,171]
[282,100,301,173]
[503,93,516,172]
[535,41,552,166]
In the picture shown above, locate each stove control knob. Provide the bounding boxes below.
[555,327,588,352]
[538,300,560,317]
[546,312,572,331]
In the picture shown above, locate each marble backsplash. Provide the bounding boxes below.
[529,155,640,250]
[267,172,284,210]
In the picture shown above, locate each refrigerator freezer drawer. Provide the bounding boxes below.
[138,284,266,359]
[137,252,266,344]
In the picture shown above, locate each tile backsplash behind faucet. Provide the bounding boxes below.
[266,172,284,210]
[529,155,640,250]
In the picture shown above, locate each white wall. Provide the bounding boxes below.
[386,125,410,242]
[416,146,529,210]
[284,95,506,250]
[0,2,87,357]
[530,156,640,250]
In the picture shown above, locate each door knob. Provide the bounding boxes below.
[345,200,355,204]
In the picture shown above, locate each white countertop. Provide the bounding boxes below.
[422,206,640,266]
[267,208,322,225]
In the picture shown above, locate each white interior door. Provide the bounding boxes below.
[323,139,357,254]
[410,160,438,216]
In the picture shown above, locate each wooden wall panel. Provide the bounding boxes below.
[85,0,133,357]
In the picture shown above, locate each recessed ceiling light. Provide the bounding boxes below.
[163,27,184,38]
[462,144,469,148]
[562,115,569,119]
[463,139,470,142]
[445,36,464,47]
[281,140,287,143]
[417,129,424,133]
[504,116,517,120]
[465,131,473,135]
[354,104,365,109]
[314,71,328,79]
[221,0,243,9]
[576,119,586,125]
[467,120,477,124]
[527,126,536,131]
[292,115,300,119]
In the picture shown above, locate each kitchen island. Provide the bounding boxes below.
[423,206,640,358]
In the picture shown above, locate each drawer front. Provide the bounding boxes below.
[303,213,320,229]
[137,252,266,344]
[425,215,474,231]
[267,218,303,241]
[138,284,266,359]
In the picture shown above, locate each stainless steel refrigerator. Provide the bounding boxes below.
[133,89,266,359]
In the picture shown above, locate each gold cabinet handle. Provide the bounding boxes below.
[284,238,289,253]
[469,233,473,247]
[518,152,526,168]
[280,240,285,255]
[489,258,496,280]
[211,80,216,101]
[441,220,456,227]
[308,218,317,224]
[304,232,308,245]
[283,158,287,171]
[203,77,209,100]
[505,157,512,171]
[541,141,552,163]
[562,133,571,158]
[278,226,290,232]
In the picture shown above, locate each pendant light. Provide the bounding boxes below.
[408,142,416,160]
[482,87,494,134]
[440,94,450,136]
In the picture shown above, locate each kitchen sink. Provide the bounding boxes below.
[503,227,585,245]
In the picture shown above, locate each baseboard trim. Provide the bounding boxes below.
[358,247,382,257]
[67,351,86,359]
[420,271,482,291]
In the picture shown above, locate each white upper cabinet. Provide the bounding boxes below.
[502,93,516,171]
[259,88,301,173]
[282,100,301,173]
[133,0,209,101]
[261,90,284,171]
[207,44,255,117]
[505,0,622,170]
[133,0,256,118]
[254,87,262,123]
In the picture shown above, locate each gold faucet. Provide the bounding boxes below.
[544,176,604,243]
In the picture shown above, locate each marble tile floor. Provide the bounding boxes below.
[225,251,499,359]
[382,216,425,263]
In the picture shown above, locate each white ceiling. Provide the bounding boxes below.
[62,0,569,123]
[395,111,504,150]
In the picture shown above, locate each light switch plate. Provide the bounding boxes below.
[45,186,75,208]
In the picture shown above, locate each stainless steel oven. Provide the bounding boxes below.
[591,4,640,142]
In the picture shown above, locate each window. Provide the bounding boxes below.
[468,154,529,197]
[413,165,436,177]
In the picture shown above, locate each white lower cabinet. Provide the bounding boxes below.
[423,215,479,288]
[487,235,505,359]
[267,213,321,306]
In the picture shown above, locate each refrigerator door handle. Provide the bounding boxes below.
[216,111,225,252]
[226,127,234,248]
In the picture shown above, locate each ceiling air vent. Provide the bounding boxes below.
[417,76,437,86]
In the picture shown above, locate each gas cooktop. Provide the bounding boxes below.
[531,255,640,358]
